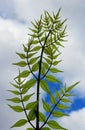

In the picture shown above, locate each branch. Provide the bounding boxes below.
[26,52,37,79]
[19,82,35,129]
[40,92,66,129]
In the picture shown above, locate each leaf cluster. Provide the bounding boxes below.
[8,9,79,130]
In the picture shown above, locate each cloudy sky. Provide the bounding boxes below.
[0,0,85,130]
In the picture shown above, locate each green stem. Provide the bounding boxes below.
[36,45,44,129]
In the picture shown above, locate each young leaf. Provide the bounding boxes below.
[42,99,51,112]
[11,119,27,128]
[8,105,23,112]
[47,120,66,129]
[13,61,27,67]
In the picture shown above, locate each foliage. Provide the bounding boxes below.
[8,9,79,130]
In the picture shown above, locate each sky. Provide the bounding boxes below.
[0,0,85,130]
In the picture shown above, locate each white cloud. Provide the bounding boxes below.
[59,108,85,130]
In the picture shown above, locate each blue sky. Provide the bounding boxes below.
[0,0,85,130]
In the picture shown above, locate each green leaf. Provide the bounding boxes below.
[32,63,39,72]
[40,80,50,93]
[65,93,75,97]
[29,57,39,64]
[28,109,36,121]
[47,120,66,129]
[50,68,63,73]
[10,82,19,88]
[66,81,80,92]
[13,61,27,67]
[39,112,46,122]
[43,62,49,69]
[26,101,37,110]
[42,99,51,112]
[28,52,37,58]
[52,111,68,117]
[46,75,61,83]
[53,60,62,66]
[57,104,69,110]
[7,97,21,103]
[23,44,28,52]
[31,46,41,51]
[16,52,26,59]
[50,94,56,104]
[41,127,50,130]
[8,90,20,95]
[21,79,36,89]
[32,40,39,44]
[26,128,34,130]
[61,98,72,103]
[22,93,35,102]
[56,91,60,99]
[16,70,30,78]
[11,119,27,128]
[8,105,23,112]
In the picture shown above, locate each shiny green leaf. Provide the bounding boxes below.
[29,57,39,64]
